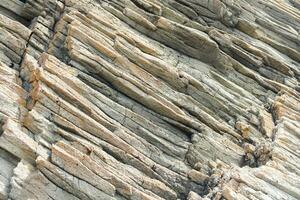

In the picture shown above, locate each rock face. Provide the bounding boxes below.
[0,0,299,199]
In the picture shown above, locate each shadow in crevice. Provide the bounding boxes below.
[0,5,31,26]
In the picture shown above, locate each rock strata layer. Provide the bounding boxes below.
[0,0,299,200]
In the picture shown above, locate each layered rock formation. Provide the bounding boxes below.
[0,0,299,199]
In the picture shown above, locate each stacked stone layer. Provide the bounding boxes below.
[0,0,299,199]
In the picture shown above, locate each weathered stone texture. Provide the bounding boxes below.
[0,0,299,199]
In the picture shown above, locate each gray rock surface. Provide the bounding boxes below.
[0,0,299,199]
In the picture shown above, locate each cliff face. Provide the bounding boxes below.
[0,0,299,199]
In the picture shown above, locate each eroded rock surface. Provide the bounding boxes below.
[0,0,299,199]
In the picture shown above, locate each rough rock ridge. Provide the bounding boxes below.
[0,0,299,199]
